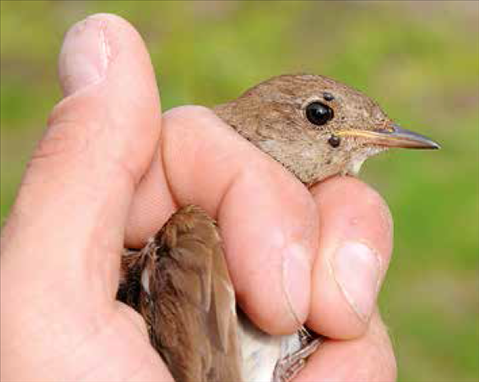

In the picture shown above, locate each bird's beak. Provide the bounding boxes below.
[338,124,441,149]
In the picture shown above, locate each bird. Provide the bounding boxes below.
[117,74,440,382]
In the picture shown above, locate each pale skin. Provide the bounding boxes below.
[0,14,397,382]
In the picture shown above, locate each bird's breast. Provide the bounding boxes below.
[238,311,301,382]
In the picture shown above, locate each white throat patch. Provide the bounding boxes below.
[346,147,384,175]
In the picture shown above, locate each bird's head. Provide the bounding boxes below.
[214,74,440,185]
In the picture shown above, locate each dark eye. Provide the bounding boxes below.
[305,102,334,126]
[328,135,341,148]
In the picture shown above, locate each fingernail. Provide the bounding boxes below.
[331,241,381,322]
[59,16,111,95]
[282,243,311,325]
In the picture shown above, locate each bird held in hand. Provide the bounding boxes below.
[118,74,439,382]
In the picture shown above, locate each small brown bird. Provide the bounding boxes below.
[118,74,439,382]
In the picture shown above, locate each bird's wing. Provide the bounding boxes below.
[119,205,242,382]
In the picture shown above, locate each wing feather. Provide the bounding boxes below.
[119,205,242,382]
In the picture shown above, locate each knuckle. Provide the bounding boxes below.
[164,105,218,124]
[32,121,89,163]
[32,95,102,165]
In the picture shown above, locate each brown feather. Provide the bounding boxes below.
[119,205,242,382]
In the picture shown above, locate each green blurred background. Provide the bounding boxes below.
[1,1,478,381]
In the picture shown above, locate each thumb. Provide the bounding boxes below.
[1,14,160,299]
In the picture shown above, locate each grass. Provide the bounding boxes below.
[1,1,478,381]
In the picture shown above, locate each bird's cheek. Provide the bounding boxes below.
[314,150,347,182]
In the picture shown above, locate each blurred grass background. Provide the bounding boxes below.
[1,1,478,381]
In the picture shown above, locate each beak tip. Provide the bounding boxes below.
[421,137,441,150]
[391,124,441,150]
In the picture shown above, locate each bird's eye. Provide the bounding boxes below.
[305,102,334,126]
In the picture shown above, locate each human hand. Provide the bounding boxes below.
[0,14,396,382]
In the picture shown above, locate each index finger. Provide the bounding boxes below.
[125,106,320,335]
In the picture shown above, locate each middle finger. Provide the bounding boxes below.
[307,176,393,339]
